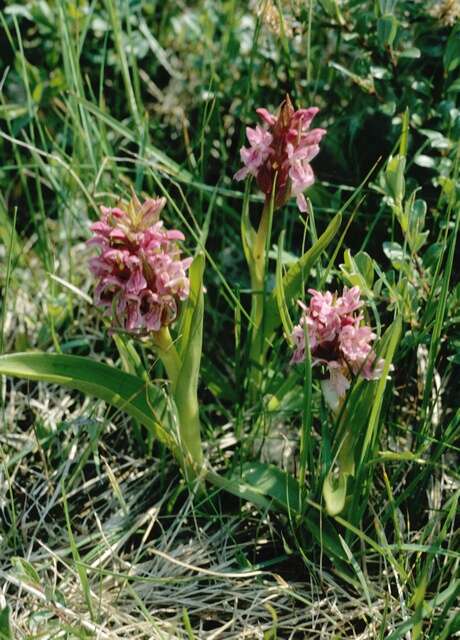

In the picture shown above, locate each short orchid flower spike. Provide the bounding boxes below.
[291,286,384,410]
[234,95,326,212]
[88,193,192,333]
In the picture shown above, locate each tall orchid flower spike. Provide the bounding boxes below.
[291,286,384,410]
[234,95,326,212]
[88,195,192,334]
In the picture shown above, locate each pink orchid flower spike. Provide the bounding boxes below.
[88,194,191,334]
[234,95,326,212]
[291,286,384,408]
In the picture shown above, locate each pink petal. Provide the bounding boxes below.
[256,108,277,126]
[234,166,249,181]
[296,192,308,212]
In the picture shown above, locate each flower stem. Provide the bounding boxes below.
[248,195,274,398]
[152,326,182,391]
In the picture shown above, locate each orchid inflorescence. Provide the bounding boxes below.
[88,194,192,334]
[291,287,384,408]
[234,95,326,212]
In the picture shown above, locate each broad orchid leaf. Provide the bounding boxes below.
[240,462,302,514]
[0,352,178,455]
[206,469,273,513]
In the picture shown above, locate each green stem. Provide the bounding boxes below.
[253,198,271,286]
[248,197,273,398]
[337,427,355,476]
[152,327,182,391]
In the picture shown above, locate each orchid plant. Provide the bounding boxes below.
[235,95,327,395]
[88,193,203,478]
[0,95,401,532]
[290,287,385,514]
[233,96,399,517]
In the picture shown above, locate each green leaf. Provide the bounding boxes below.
[0,353,177,456]
[113,334,146,378]
[385,155,406,203]
[240,462,302,514]
[377,14,398,48]
[323,472,348,517]
[360,316,402,463]
[398,47,421,59]
[447,78,460,93]
[176,253,205,376]
[177,254,205,359]
[302,507,349,563]
[444,25,460,73]
[354,252,375,288]
[206,470,273,513]
[174,254,205,468]
[383,241,406,264]
[340,249,374,295]
[322,425,356,517]
[264,212,342,341]
[423,243,443,269]
[419,129,451,150]
[11,557,40,586]
[0,607,12,640]
[399,109,410,160]
[240,181,256,270]
[408,198,427,229]
[215,463,349,564]
[414,154,436,169]
[275,230,293,339]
